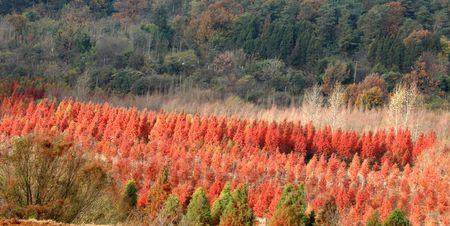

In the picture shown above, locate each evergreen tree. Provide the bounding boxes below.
[384,209,411,226]
[185,187,212,226]
[269,184,309,226]
[337,9,358,55]
[211,182,233,224]
[219,185,254,226]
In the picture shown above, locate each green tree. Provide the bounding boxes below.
[337,9,359,55]
[384,209,411,226]
[163,50,199,74]
[219,185,254,226]
[185,187,212,226]
[269,184,308,226]
[211,182,233,224]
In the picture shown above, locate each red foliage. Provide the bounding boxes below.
[0,96,444,224]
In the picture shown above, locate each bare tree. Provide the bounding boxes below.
[302,85,324,123]
[328,84,346,129]
[388,85,422,133]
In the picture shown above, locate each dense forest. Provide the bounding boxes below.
[0,0,448,107]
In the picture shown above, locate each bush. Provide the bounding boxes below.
[355,87,385,110]
[0,135,118,223]
[146,168,171,219]
[366,211,382,226]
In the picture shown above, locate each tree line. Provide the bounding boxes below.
[0,0,448,107]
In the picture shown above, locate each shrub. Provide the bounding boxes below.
[355,87,385,110]
[0,135,116,223]
[366,211,382,226]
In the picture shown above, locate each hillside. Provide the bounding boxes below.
[0,0,448,108]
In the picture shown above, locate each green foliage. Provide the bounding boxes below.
[185,187,212,226]
[76,32,94,53]
[163,50,199,74]
[218,185,254,226]
[384,209,411,226]
[269,184,308,226]
[123,180,138,209]
[211,182,232,224]
[0,0,448,107]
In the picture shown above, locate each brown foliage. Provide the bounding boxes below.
[0,134,115,223]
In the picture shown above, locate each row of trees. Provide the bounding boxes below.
[0,96,436,165]
[0,0,448,106]
[124,172,412,225]
[0,96,446,224]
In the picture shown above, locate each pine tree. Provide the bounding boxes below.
[185,187,212,226]
[269,184,308,226]
[384,209,411,226]
[211,182,233,224]
[219,185,254,226]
